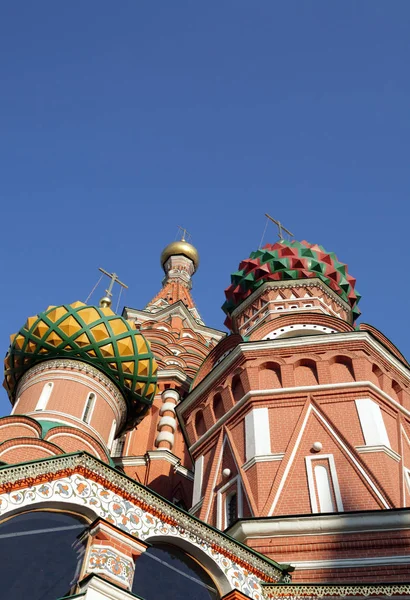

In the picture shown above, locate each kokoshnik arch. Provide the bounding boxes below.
[1,233,410,600]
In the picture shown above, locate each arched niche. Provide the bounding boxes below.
[195,410,206,438]
[329,355,355,383]
[294,358,318,386]
[212,393,224,421]
[259,362,282,388]
[231,374,245,403]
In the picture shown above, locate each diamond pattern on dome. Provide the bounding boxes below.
[3,302,158,431]
[222,239,361,329]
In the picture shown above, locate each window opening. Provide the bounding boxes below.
[35,382,53,411]
[82,392,96,424]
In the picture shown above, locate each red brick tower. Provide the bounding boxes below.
[178,239,410,584]
[117,237,225,506]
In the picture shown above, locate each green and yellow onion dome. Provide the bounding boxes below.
[4,301,157,429]
[222,240,361,330]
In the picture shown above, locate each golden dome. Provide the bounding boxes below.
[160,240,199,271]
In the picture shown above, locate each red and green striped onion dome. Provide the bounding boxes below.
[222,240,361,329]
[3,301,158,429]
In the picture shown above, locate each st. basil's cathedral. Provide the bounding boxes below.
[1,232,410,600]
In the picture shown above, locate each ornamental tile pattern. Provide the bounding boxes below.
[0,453,286,598]
[264,584,410,599]
[88,545,134,589]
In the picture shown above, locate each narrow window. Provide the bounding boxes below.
[35,382,53,411]
[314,465,336,513]
[226,492,237,527]
[82,392,96,424]
[111,435,126,457]
[108,420,117,450]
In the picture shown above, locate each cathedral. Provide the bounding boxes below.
[1,233,410,600]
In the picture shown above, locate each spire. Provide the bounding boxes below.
[98,268,128,309]
[145,230,200,311]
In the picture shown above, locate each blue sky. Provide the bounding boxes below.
[1,2,409,415]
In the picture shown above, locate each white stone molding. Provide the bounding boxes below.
[242,454,285,471]
[305,454,343,513]
[155,431,175,446]
[356,444,401,462]
[157,416,177,431]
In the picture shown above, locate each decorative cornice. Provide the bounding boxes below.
[226,509,410,541]
[0,452,285,582]
[356,444,402,462]
[242,454,285,471]
[231,278,351,321]
[263,583,410,598]
[181,331,410,416]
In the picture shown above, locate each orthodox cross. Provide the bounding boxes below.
[265,213,294,240]
[176,225,192,242]
[98,268,128,305]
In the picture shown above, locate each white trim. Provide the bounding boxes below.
[290,555,410,570]
[226,509,410,541]
[78,573,137,600]
[117,449,194,480]
[0,443,56,458]
[47,432,100,456]
[188,380,410,453]
[204,436,226,522]
[107,420,117,451]
[192,455,204,507]
[355,398,391,448]
[305,454,343,513]
[158,416,177,431]
[189,499,203,514]
[160,402,177,415]
[311,407,390,509]
[269,405,312,515]
[0,422,39,436]
[356,444,401,462]
[263,324,336,340]
[217,475,243,530]
[242,454,285,471]
[25,412,107,448]
[155,431,175,445]
[245,407,271,461]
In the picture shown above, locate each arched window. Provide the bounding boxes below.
[231,375,245,403]
[226,491,237,527]
[133,542,219,599]
[212,393,224,421]
[35,382,53,411]
[195,410,206,438]
[371,364,384,388]
[82,392,96,424]
[314,465,336,513]
[0,510,86,599]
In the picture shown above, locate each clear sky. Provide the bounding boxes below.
[1,2,409,415]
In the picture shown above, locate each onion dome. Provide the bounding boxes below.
[222,240,361,328]
[160,240,200,271]
[4,301,157,427]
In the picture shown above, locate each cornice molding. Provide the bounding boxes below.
[356,444,401,462]
[180,330,410,416]
[226,509,410,542]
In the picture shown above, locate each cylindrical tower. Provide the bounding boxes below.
[2,300,157,464]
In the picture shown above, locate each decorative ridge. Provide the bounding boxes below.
[263,583,410,598]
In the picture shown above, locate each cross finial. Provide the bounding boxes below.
[176,225,191,242]
[265,214,294,241]
[98,268,128,308]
